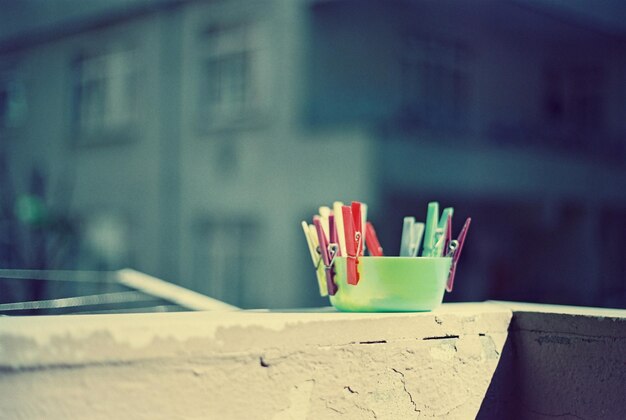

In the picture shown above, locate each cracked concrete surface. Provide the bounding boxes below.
[390,368,420,414]
[0,303,511,419]
[3,302,624,419]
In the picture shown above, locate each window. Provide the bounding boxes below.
[72,47,138,144]
[197,22,267,130]
[400,35,470,131]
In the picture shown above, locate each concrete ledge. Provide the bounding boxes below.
[3,302,624,419]
[0,303,511,419]
[479,302,626,420]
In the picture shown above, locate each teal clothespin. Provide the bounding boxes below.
[400,217,415,257]
[434,207,453,257]
[422,202,439,257]
[400,217,425,257]
[411,222,425,257]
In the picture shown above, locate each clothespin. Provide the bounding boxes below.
[447,217,471,292]
[444,212,452,257]
[352,202,363,256]
[333,201,347,256]
[360,203,368,255]
[422,202,440,257]
[400,217,424,257]
[433,232,445,255]
[329,214,341,256]
[313,216,338,295]
[318,206,331,239]
[301,221,328,296]
[309,224,329,293]
[411,222,425,257]
[400,217,415,257]
[342,203,363,285]
[435,207,453,257]
[365,221,383,256]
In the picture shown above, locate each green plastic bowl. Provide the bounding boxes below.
[329,256,452,312]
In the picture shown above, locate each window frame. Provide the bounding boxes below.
[398,33,471,132]
[70,42,140,147]
[195,19,270,133]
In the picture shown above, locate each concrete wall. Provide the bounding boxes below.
[0,303,512,419]
[1,302,624,419]
[478,302,626,419]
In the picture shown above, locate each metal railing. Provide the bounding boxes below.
[0,268,238,315]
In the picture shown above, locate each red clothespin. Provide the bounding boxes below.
[342,203,363,285]
[365,222,384,256]
[313,216,338,295]
[447,217,471,292]
[351,202,363,256]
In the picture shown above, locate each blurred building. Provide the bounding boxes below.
[1,0,625,308]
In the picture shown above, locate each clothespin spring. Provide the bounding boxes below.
[354,232,362,257]
[325,244,339,271]
[446,240,459,258]
[446,239,460,292]
[346,232,362,261]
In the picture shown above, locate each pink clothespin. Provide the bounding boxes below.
[342,203,363,285]
[365,222,383,256]
[447,217,471,292]
[313,216,338,295]
[329,214,341,257]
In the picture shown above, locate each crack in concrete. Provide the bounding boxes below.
[325,401,344,415]
[526,407,586,420]
[344,385,358,394]
[535,335,572,346]
[511,328,626,341]
[0,359,142,374]
[354,403,378,419]
[423,335,459,341]
[391,368,421,413]
[421,401,467,418]
[314,332,501,351]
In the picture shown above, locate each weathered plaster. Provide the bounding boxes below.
[0,303,511,419]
